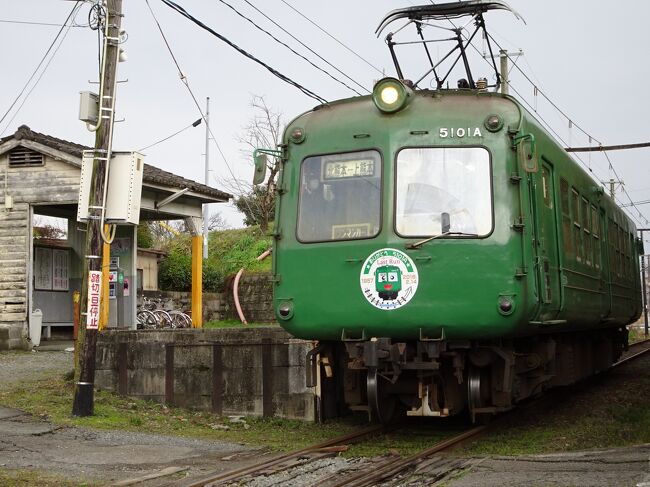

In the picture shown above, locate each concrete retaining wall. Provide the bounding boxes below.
[95,326,316,421]
[148,272,276,324]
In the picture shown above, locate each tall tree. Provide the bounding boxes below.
[234,95,282,233]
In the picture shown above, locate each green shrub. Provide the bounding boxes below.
[157,226,272,292]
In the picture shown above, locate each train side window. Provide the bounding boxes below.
[613,222,622,276]
[592,206,601,270]
[560,179,572,254]
[581,198,591,266]
[609,220,618,276]
[542,167,552,208]
[571,189,582,262]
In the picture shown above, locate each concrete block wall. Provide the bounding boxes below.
[0,323,27,351]
[141,290,228,322]
[95,326,316,421]
[225,273,275,323]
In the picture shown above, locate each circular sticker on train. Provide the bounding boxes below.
[360,248,419,310]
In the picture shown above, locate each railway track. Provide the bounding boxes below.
[157,337,650,487]
[180,424,386,487]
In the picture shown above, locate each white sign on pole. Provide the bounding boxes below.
[87,270,102,329]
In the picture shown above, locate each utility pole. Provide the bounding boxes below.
[639,228,649,337]
[483,49,522,95]
[604,178,624,199]
[499,49,509,95]
[203,97,209,259]
[73,0,123,416]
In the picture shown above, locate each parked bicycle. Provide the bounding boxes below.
[136,296,192,330]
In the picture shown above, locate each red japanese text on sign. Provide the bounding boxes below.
[86,270,102,330]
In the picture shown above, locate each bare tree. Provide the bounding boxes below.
[233,95,283,233]
[208,212,228,231]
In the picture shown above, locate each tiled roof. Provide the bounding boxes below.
[0,125,231,201]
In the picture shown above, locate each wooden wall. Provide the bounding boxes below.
[0,147,80,347]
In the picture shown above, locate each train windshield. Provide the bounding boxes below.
[395,147,492,237]
[297,150,382,242]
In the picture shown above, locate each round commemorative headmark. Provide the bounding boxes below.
[359,248,419,310]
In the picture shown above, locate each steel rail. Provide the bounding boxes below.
[329,425,486,487]
[184,424,386,487]
[614,338,650,367]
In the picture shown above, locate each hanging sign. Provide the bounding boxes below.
[86,270,102,329]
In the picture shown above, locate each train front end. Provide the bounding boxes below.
[263,78,547,421]
[273,80,527,343]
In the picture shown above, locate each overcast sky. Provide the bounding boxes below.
[1,0,649,236]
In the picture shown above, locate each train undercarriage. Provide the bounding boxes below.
[312,328,628,423]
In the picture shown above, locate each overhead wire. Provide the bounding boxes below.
[241,0,369,94]
[216,0,364,96]
[432,7,649,227]
[139,119,202,152]
[277,0,385,76]
[484,34,648,225]
[145,0,260,224]
[0,19,85,27]
[158,0,327,104]
[0,2,82,132]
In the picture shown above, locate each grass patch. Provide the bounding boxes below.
[0,467,90,487]
[203,319,278,329]
[628,326,647,344]
[458,365,650,456]
[0,374,365,452]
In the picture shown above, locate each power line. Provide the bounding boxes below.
[278,0,384,76]
[0,2,82,130]
[621,199,650,208]
[478,34,648,225]
[216,0,364,96]
[158,0,327,105]
[242,0,369,94]
[145,0,259,223]
[0,19,85,27]
[139,118,202,152]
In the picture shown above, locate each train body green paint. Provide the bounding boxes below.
[272,89,642,342]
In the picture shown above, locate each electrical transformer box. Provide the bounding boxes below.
[77,151,145,225]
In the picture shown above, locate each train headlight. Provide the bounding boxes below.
[497,296,515,316]
[372,78,412,113]
[277,300,294,320]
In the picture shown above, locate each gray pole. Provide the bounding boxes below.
[203,97,209,259]
[640,229,649,337]
[500,49,509,95]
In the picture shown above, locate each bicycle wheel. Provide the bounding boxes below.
[153,309,173,329]
[169,310,192,328]
[137,310,158,329]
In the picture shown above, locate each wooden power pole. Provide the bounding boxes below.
[72,0,123,416]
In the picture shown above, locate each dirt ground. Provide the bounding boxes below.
[1,344,649,486]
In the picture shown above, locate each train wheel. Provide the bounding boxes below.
[367,368,397,424]
[467,367,491,424]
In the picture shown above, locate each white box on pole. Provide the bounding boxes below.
[77,151,144,225]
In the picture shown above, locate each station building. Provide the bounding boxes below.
[0,125,230,350]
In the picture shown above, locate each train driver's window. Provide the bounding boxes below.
[296,150,382,242]
[395,147,492,237]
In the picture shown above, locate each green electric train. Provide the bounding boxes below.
[254,1,643,422]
